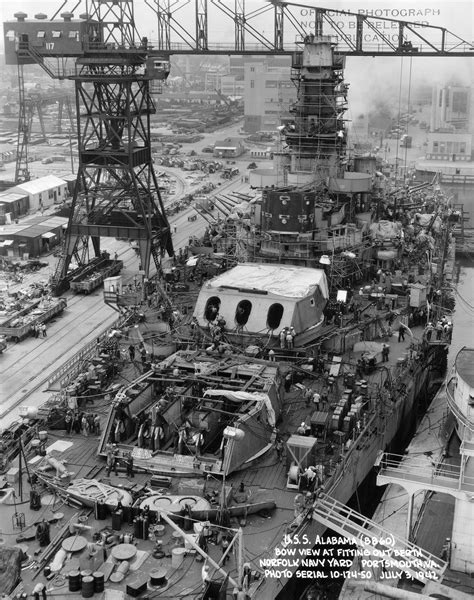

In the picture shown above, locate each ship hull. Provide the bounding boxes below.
[259,358,434,599]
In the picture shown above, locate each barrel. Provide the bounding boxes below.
[31,439,41,453]
[149,568,167,587]
[81,570,93,580]
[133,518,142,539]
[39,430,48,441]
[171,547,185,569]
[141,517,149,540]
[172,531,183,545]
[93,572,104,593]
[81,576,94,598]
[154,524,165,537]
[68,571,81,592]
[95,501,107,521]
[112,509,122,531]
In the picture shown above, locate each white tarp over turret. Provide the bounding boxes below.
[369,220,402,240]
[193,263,328,338]
[204,389,276,427]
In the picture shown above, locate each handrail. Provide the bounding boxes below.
[379,451,474,492]
[313,492,446,581]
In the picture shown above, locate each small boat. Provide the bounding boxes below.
[38,474,133,510]
[138,493,276,522]
[139,494,211,515]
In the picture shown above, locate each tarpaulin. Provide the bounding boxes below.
[204,389,276,427]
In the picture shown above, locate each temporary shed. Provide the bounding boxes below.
[0,190,29,223]
[193,263,328,345]
[0,215,67,257]
[10,175,68,212]
[213,137,245,158]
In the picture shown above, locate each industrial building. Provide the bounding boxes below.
[213,137,246,158]
[243,61,295,133]
[9,174,68,212]
[0,214,68,258]
[0,190,29,224]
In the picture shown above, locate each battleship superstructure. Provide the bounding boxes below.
[0,16,462,600]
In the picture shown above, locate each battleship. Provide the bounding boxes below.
[0,4,467,600]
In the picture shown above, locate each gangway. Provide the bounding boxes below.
[377,452,474,498]
[312,492,447,582]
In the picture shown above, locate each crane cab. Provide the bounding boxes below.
[145,57,170,80]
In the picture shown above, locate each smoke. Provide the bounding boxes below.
[346,56,473,120]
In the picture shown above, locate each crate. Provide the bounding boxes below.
[6,467,19,483]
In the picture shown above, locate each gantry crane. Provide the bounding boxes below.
[4,1,174,293]
[3,1,473,292]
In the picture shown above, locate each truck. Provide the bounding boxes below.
[0,297,67,342]
[400,135,412,148]
[70,259,123,294]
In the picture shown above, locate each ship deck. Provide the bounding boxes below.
[0,318,437,600]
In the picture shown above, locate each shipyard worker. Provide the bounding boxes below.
[201,561,211,591]
[286,328,294,350]
[425,322,434,341]
[36,520,50,547]
[312,391,321,410]
[65,411,73,434]
[382,343,390,362]
[126,452,134,478]
[33,583,47,600]
[446,322,453,342]
[241,563,252,590]
[106,444,119,476]
[268,348,275,362]
[221,535,230,565]
[303,466,317,490]
[128,345,135,361]
[436,321,443,340]
[298,422,310,436]
[193,431,204,456]
[82,414,89,436]
[279,328,287,349]
[233,587,248,600]
[94,414,101,435]
[398,324,405,342]
[275,438,284,461]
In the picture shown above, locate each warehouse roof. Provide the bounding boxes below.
[10,175,67,196]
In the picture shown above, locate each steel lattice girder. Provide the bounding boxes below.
[60,61,173,281]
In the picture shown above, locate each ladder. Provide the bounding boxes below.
[312,492,447,582]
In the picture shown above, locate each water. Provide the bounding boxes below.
[447,261,474,364]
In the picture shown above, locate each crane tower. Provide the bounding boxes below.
[4,1,174,293]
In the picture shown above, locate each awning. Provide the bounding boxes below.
[2,239,14,246]
[41,232,56,239]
